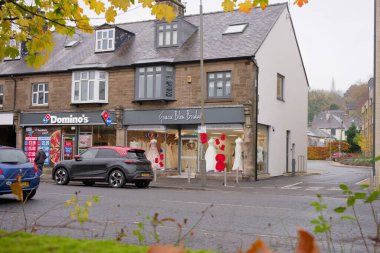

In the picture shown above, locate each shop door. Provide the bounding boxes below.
[62,135,75,160]
[180,137,198,175]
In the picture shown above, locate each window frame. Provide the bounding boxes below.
[223,23,248,35]
[32,83,49,106]
[71,71,108,104]
[0,84,3,108]
[207,71,232,99]
[156,22,179,47]
[277,73,285,101]
[135,66,175,100]
[95,28,115,52]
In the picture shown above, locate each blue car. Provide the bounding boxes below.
[0,146,40,200]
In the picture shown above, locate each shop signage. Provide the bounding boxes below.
[101,110,112,126]
[123,107,245,125]
[43,114,89,124]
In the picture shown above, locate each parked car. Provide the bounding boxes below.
[331,152,352,161]
[52,146,153,188]
[0,146,40,200]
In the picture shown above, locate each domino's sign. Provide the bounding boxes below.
[101,110,112,126]
[43,113,89,124]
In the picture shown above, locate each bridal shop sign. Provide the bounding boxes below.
[123,107,244,125]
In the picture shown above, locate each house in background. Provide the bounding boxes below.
[361,78,374,157]
[307,128,333,147]
[311,110,362,142]
[0,1,308,178]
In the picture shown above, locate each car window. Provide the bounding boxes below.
[81,149,99,159]
[125,150,147,160]
[97,149,122,159]
[0,149,28,164]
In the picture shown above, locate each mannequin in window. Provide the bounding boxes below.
[232,137,243,171]
[257,140,264,171]
[147,138,160,170]
[205,138,217,172]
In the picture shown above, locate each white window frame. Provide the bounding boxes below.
[4,39,21,60]
[0,84,3,107]
[223,23,248,34]
[32,83,49,106]
[157,23,178,47]
[95,28,115,52]
[72,71,108,104]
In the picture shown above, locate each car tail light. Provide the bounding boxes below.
[124,160,135,164]
[33,163,38,173]
[0,168,3,175]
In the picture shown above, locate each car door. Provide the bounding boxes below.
[95,148,122,179]
[70,149,99,179]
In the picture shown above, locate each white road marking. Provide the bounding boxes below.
[281,182,303,189]
[327,187,341,191]
[161,199,293,210]
[355,178,369,185]
[282,186,302,190]
[305,187,323,191]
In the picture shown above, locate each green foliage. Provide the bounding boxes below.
[346,124,361,153]
[308,89,345,124]
[64,191,99,225]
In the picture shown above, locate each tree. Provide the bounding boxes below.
[346,124,361,153]
[308,89,345,124]
[354,133,369,155]
[344,82,368,118]
[0,0,308,68]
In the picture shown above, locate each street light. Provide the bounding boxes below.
[338,120,343,159]
[199,0,206,187]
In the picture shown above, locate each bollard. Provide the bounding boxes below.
[154,168,157,182]
[236,169,239,184]
[187,164,191,184]
[224,166,227,186]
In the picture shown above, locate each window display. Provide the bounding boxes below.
[257,124,269,173]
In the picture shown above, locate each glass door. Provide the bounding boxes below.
[180,137,198,175]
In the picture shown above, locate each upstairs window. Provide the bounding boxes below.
[277,74,284,101]
[157,23,178,47]
[0,85,3,107]
[95,29,115,52]
[207,71,231,98]
[72,71,108,103]
[32,83,49,106]
[136,66,174,100]
[4,39,21,60]
[223,23,248,34]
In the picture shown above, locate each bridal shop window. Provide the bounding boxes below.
[127,129,179,170]
[257,124,268,173]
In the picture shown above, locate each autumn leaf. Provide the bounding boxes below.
[246,238,274,253]
[238,0,254,13]
[147,245,186,253]
[254,0,268,10]
[10,175,23,202]
[105,7,118,23]
[222,0,236,12]
[151,4,176,23]
[295,229,320,253]
[139,0,154,8]
[293,0,309,7]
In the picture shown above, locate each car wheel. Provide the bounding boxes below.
[54,168,70,185]
[82,181,95,186]
[23,189,37,200]
[108,170,126,188]
[135,181,150,188]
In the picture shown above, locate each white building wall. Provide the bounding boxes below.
[256,8,308,176]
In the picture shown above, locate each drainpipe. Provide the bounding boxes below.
[11,75,16,111]
[252,56,259,181]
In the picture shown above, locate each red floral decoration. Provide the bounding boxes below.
[221,134,226,141]
[200,133,208,144]
[215,162,225,172]
[215,138,220,145]
[221,144,225,151]
[159,162,164,167]
[215,154,226,162]
[154,157,159,163]
[160,154,164,160]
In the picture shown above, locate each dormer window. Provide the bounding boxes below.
[157,23,178,47]
[4,39,21,60]
[95,29,115,52]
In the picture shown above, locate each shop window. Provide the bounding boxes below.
[0,85,3,107]
[207,71,231,99]
[32,83,49,106]
[135,66,174,101]
[95,28,115,52]
[257,124,268,174]
[277,73,284,101]
[72,71,108,104]
[156,22,178,47]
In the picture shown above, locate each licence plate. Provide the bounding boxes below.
[141,173,150,177]
[21,182,29,188]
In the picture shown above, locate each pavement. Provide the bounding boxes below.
[40,165,328,191]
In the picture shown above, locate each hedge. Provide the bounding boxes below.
[308,141,350,160]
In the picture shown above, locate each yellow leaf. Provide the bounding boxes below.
[222,0,236,12]
[105,7,117,23]
[151,4,176,23]
[10,175,23,202]
[139,0,154,8]
[238,0,254,13]
[110,0,131,11]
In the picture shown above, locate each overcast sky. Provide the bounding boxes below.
[85,0,374,93]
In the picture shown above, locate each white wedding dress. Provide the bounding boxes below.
[205,138,217,172]
[232,137,243,171]
[147,139,160,170]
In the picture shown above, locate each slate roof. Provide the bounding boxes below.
[311,110,362,130]
[0,3,287,76]
[307,128,332,139]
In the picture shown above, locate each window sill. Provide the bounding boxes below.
[132,98,176,105]
[205,98,233,103]
[29,105,49,109]
[277,98,285,102]
[71,102,108,107]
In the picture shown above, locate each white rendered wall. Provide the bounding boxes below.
[256,8,308,176]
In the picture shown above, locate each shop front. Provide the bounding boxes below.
[124,107,246,175]
[20,111,116,166]
[0,112,16,147]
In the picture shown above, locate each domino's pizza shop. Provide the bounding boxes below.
[20,111,116,166]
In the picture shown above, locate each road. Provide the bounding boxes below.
[0,161,376,252]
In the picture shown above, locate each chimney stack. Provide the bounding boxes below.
[156,0,186,17]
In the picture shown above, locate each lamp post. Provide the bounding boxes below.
[199,0,206,187]
[338,120,343,159]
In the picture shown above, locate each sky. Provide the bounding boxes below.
[83,0,374,93]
